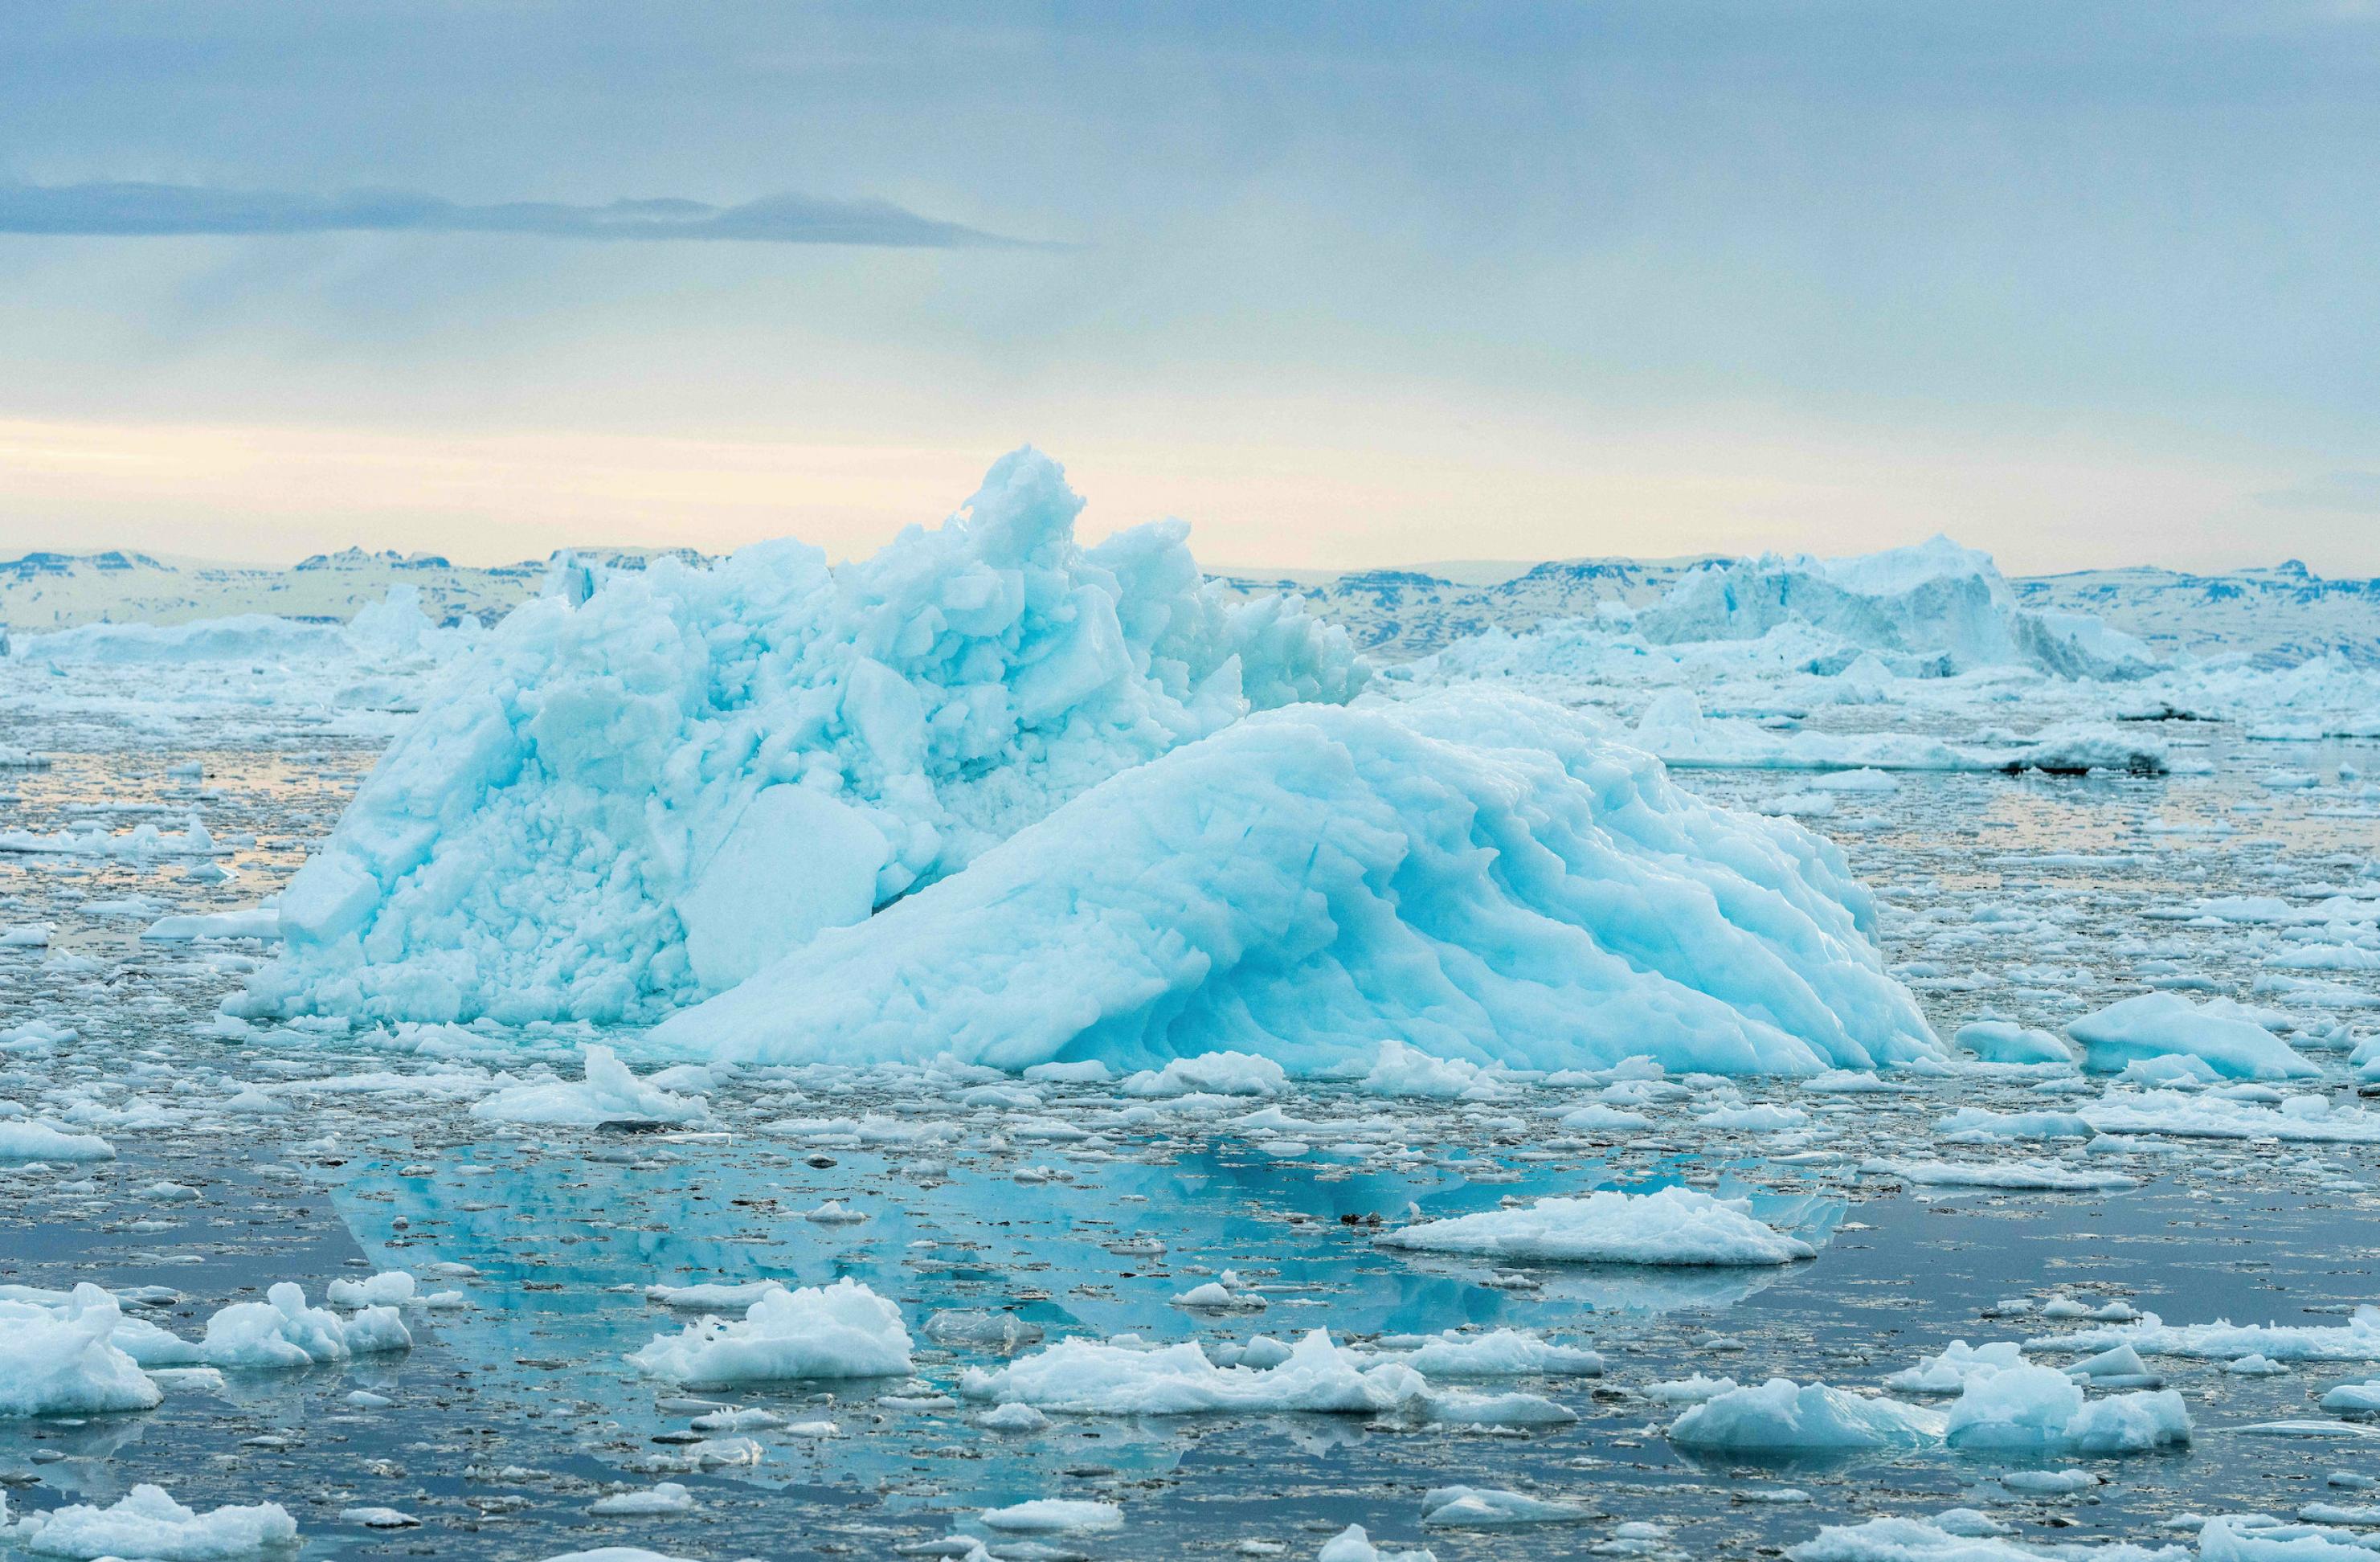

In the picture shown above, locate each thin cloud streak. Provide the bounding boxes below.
[0,182,1034,247]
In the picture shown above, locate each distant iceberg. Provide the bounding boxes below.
[1633,536,2161,679]
[243,449,1364,1025]
[652,689,1938,1077]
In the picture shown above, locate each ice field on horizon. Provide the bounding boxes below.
[4,449,2380,1562]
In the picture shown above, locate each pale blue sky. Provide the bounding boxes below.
[2,2,2376,574]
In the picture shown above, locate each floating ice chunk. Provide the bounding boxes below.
[325,1271,415,1307]
[1787,1515,2104,1562]
[143,907,281,943]
[245,449,1361,1026]
[2079,1090,2380,1143]
[628,1278,912,1386]
[1360,1040,1501,1100]
[1699,1103,1810,1131]
[2230,1355,2288,1376]
[1644,1374,1740,1404]
[2067,993,2317,1082]
[1932,1106,2091,1142]
[9,1482,296,1560]
[1953,1022,2072,1065]
[0,1120,114,1162]
[979,1499,1122,1532]
[2066,1343,2161,1388]
[2034,1306,2380,1362]
[1667,1377,1946,1452]
[960,1328,1433,1417]
[1884,1340,2025,1395]
[1998,1470,2098,1495]
[1349,1329,1603,1378]
[0,922,51,947]
[1418,1486,1586,1526]
[1123,1053,1288,1098]
[470,1045,710,1127]
[1944,1365,2190,1453]
[588,1483,695,1515]
[655,692,1940,1078]
[978,1402,1050,1431]
[2318,1380,2380,1413]
[2198,1515,2375,1562]
[804,1200,867,1225]
[540,1551,705,1562]
[1317,1525,1437,1562]
[2002,723,2168,776]
[1376,1186,1815,1266]
[1803,1069,1908,1094]
[198,1282,411,1368]
[1860,1158,2135,1192]
[0,1284,163,1417]
[1557,1103,1654,1131]
[340,1507,421,1528]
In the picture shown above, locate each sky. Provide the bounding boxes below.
[2,2,2377,577]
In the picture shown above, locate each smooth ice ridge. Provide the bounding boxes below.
[7,1482,298,1560]
[243,448,1362,1025]
[655,691,1939,1077]
[628,1278,914,1386]
[1372,1185,1815,1266]
[0,1284,162,1418]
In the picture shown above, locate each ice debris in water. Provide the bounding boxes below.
[242,448,1362,1025]
[7,1482,297,1560]
[1373,1185,1815,1266]
[628,1278,914,1386]
[655,690,1939,1077]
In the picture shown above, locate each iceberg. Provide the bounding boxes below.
[243,449,1363,1025]
[654,690,1938,1077]
[1634,536,2160,680]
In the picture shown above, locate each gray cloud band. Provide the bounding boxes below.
[0,182,1028,247]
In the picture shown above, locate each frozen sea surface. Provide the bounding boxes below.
[3,685,2379,1558]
